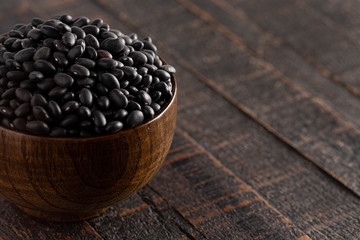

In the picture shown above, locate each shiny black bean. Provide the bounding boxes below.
[62,32,76,47]
[33,106,52,122]
[21,39,37,49]
[84,34,99,49]
[0,106,15,119]
[71,26,86,39]
[101,38,125,54]
[53,52,69,66]
[72,16,90,27]
[9,99,21,109]
[26,114,35,121]
[41,38,54,49]
[62,100,79,113]
[34,60,56,76]
[7,80,19,88]
[26,120,50,135]
[55,22,71,33]
[11,39,23,51]
[154,56,163,67]
[127,86,138,95]
[92,110,106,127]
[15,103,31,117]
[150,102,161,112]
[59,114,79,127]
[132,41,144,51]
[160,64,176,73]
[154,69,171,81]
[78,106,92,119]
[84,46,97,60]
[20,80,36,91]
[49,127,67,137]
[14,47,36,63]
[121,66,137,80]
[140,75,152,88]
[48,100,62,118]
[62,92,75,102]
[127,101,141,111]
[79,88,93,107]
[96,58,118,69]
[113,109,128,120]
[33,47,51,61]
[40,25,60,38]
[76,39,86,50]
[79,120,92,128]
[97,49,112,59]
[28,71,44,82]
[95,83,108,95]
[97,96,110,109]
[54,73,74,87]
[105,121,123,133]
[76,77,94,88]
[48,87,67,98]
[70,64,90,78]
[150,91,162,102]
[118,56,133,66]
[132,74,142,86]
[53,39,69,52]
[89,18,103,27]
[31,93,47,107]
[100,31,117,39]
[6,71,26,81]
[144,64,157,73]
[129,51,147,66]
[31,17,44,27]
[143,105,155,119]
[15,88,32,102]
[59,15,73,25]
[1,88,16,99]
[37,78,55,91]
[101,73,120,89]
[3,38,17,49]
[137,67,148,76]
[136,90,152,106]
[82,25,100,36]
[9,30,25,38]
[120,89,129,96]
[67,45,84,60]
[13,118,26,131]
[125,110,144,128]
[75,58,95,69]
[109,89,128,108]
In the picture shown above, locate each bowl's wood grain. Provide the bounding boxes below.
[0,75,177,221]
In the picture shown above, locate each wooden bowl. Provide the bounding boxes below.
[0,72,177,222]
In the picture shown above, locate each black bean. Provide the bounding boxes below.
[143,40,157,52]
[160,64,176,73]
[109,89,128,108]
[26,115,35,121]
[15,88,32,102]
[84,46,98,60]
[62,92,75,102]
[0,106,15,119]
[150,91,162,102]
[10,99,21,109]
[76,77,95,88]
[140,74,152,88]
[84,34,99,49]
[113,109,128,120]
[71,26,86,40]
[15,103,31,117]
[97,58,118,69]
[72,16,90,27]
[11,39,23,51]
[40,25,60,38]
[6,71,26,81]
[97,96,110,109]
[92,110,106,127]
[3,52,15,62]
[33,47,51,61]
[62,100,79,113]
[20,80,36,91]
[70,64,90,78]
[144,64,157,73]
[132,41,144,51]
[55,22,71,33]
[62,32,76,47]
[82,25,100,36]
[101,38,125,53]
[125,110,144,128]
[54,73,74,87]
[129,51,147,66]
[21,39,36,49]
[31,93,47,107]
[90,18,103,27]
[27,28,43,41]
[154,69,171,81]
[59,15,73,25]
[100,31,117,39]
[34,60,56,76]
[25,120,50,135]
[0,66,8,77]
[49,127,67,137]
[13,118,27,131]
[127,101,141,111]
[31,17,44,27]
[137,67,148,76]
[105,121,123,133]
[28,71,44,82]
[94,83,108,95]
[78,106,92,119]
[101,73,120,89]
[154,56,162,67]
[7,80,19,88]
[53,52,69,66]
[0,99,9,106]
[150,102,161,112]
[121,66,137,80]
[48,87,67,98]
[14,47,36,63]
[132,74,142,86]
[37,78,55,91]
[143,105,155,119]
[1,88,16,99]
[67,45,84,60]
[53,39,69,52]
[48,100,62,118]
[110,69,124,80]
[76,39,86,50]
[127,86,138,95]
[75,58,95,69]
[1,118,12,128]
[79,120,92,129]
[59,114,78,127]
[136,90,152,106]
[79,88,93,107]
[33,106,52,122]
[97,49,112,59]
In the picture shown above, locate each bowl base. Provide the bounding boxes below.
[16,205,109,222]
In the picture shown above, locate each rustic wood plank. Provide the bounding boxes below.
[92,1,360,238]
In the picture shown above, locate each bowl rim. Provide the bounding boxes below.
[0,66,177,142]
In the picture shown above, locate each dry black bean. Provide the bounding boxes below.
[62,32,76,47]
[78,106,92,119]
[76,39,86,50]
[125,110,144,128]
[33,106,51,122]
[75,58,95,69]
[105,121,123,133]
[101,38,125,53]
[62,100,79,113]
[49,127,67,137]
[82,25,100,36]
[56,22,71,33]
[48,86,67,98]
[97,49,112,59]
[21,39,37,49]
[2,118,12,128]
[0,99,9,106]
[33,47,51,61]
[79,120,92,128]
[7,81,20,89]
[9,30,25,38]
[71,26,86,39]
[67,45,84,60]
[89,18,103,27]
[53,39,69,52]
[95,83,109,95]
[136,90,152,106]
[26,120,50,135]
[72,16,90,27]
[140,75,152,88]
[40,25,60,38]
[1,88,16,99]
[97,96,110,109]
[92,110,106,127]
[101,73,120,89]
[70,64,90,78]
[42,38,55,48]
[62,92,75,102]
[84,34,99,49]
[154,69,171,81]
[15,88,32,102]
[59,15,73,25]
[31,93,47,107]
[127,101,141,111]
[20,80,36,91]
[130,51,147,66]
[132,41,144,51]
[127,86,138,95]
[48,100,62,118]
[26,114,35,121]
[59,114,78,127]
[53,52,69,66]
[27,28,43,41]
[0,106,15,119]
[132,74,142,86]
[3,52,15,62]
[37,78,55,91]
[121,66,137,80]
[28,71,44,82]
[79,88,93,107]
[31,17,44,27]
[84,46,98,60]
[160,64,176,73]
[150,102,161,112]
[100,31,117,39]
[14,47,36,63]
[97,58,118,69]
[113,109,128,120]
[150,91,162,102]
[11,39,23,51]
[109,89,128,108]
[13,117,26,131]
[76,77,94,88]
[54,73,74,87]
[15,103,31,117]
[143,105,155,119]
[34,60,56,76]
[7,70,26,81]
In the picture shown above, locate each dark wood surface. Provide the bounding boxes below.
[0,0,359,239]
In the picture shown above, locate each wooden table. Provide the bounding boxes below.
[0,0,359,239]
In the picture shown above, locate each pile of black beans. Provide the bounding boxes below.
[0,15,175,137]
